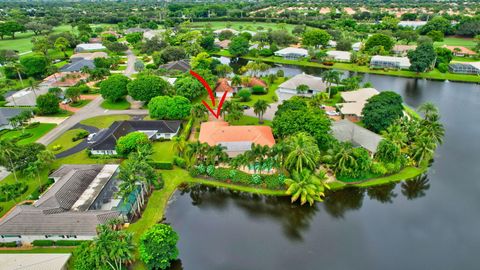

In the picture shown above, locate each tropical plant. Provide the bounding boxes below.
[321,70,341,98]
[139,224,179,270]
[253,99,270,124]
[284,132,320,172]
[296,84,309,94]
[410,136,436,166]
[0,140,18,182]
[285,169,329,206]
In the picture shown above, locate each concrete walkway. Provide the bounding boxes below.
[124,49,137,77]
[37,96,147,146]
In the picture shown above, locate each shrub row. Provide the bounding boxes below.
[32,239,87,247]
[0,241,17,247]
[11,132,33,143]
[72,130,90,142]
[181,118,194,138]
[26,122,40,129]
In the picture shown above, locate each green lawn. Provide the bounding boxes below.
[47,128,87,153]
[115,65,127,71]
[54,60,68,68]
[53,150,121,167]
[230,115,272,126]
[233,77,282,107]
[79,114,131,129]
[151,141,175,162]
[434,37,477,49]
[0,123,56,145]
[101,99,131,110]
[0,247,75,254]
[352,166,427,188]
[70,99,91,108]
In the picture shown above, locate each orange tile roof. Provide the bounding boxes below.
[199,121,275,147]
[215,78,233,93]
[243,77,267,88]
[442,45,476,55]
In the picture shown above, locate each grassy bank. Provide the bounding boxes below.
[213,51,480,83]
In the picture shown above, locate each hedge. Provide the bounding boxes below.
[32,240,55,247]
[55,240,88,246]
[148,161,173,170]
[0,241,17,247]
[181,118,194,138]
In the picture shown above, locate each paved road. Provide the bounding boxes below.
[124,49,137,77]
[37,96,148,146]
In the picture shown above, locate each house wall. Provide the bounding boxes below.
[216,91,233,98]
[0,234,94,244]
[274,53,306,60]
[91,149,117,155]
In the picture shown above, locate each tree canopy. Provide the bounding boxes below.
[228,36,249,56]
[36,93,60,115]
[116,131,152,156]
[127,75,170,102]
[149,95,191,120]
[362,91,404,133]
[302,29,331,47]
[364,33,395,52]
[139,224,179,270]
[100,74,130,102]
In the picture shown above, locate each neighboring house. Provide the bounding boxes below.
[398,21,427,29]
[90,120,182,155]
[61,52,108,72]
[215,78,234,98]
[101,30,121,38]
[0,254,71,270]
[448,62,480,75]
[161,76,177,85]
[370,55,411,69]
[159,59,191,72]
[0,108,30,130]
[393,45,417,56]
[242,77,267,88]
[0,164,141,244]
[277,73,328,97]
[442,45,476,57]
[326,50,352,62]
[124,28,148,34]
[215,39,231,49]
[331,119,382,154]
[89,37,102,43]
[249,43,270,50]
[50,72,89,87]
[74,43,106,53]
[352,42,362,52]
[337,88,379,122]
[143,29,164,40]
[274,47,309,60]
[213,28,240,35]
[199,121,275,157]
[70,52,108,61]
[5,87,49,107]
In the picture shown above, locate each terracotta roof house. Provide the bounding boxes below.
[442,45,476,57]
[277,73,328,98]
[199,121,275,157]
[337,88,379,121]
[215,39,231,49]
[90,120,182,155]
[215,78,234,97]
[393,45,417,56]
[331,119,382,154]
[0,164,139,244]
[51,73,89,87]
[243,77,267,88]
[159,59,191,72]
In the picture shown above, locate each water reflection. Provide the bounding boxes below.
[401,175,431,200]
[366,183,398,204]
[323,187,365,218]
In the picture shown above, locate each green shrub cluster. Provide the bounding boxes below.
[251,85,266,95]
[72,130,90,142]
[173,156,186,169]
[11,132,33,143]
[0,242,17,247]
[32,239,86,247]
[26,122,40,129]
[148,161,173,170]
[32,240,55,246]
[181,118,194,138]
[0,183,28,202]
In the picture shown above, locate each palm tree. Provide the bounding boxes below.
[95,224,135,270]
[0,140,18,182]
[410,136,436,166]
[285,170,329,206]
[420,120,445,145]
[28,78,39,99]
[296,84,309,95]
[172,136,187,156]
[418,102,439,121]
[333,143,356,176]
[191,103,207,120]
[231,75,242,90]
[284,132,320,172]
[253,99,270,124]
[9,63,24,87]
[381,124,408,150]
[310,92,329,108]
[321,70,341,98]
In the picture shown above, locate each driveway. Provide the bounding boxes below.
[0,167,10,182]
[124,49,137,77]
[37,96,148,146]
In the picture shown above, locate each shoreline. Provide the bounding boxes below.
[212,51,480,84]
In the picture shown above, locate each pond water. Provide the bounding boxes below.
[165,59,480,270]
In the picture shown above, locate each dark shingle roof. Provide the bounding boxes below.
[60,59,95,72]
[90,120,182,151]
[0,108,29,126]
[159,59,191,72]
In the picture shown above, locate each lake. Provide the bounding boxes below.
[165,60,480,270]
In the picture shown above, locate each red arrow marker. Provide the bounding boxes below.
[190,70,228,119]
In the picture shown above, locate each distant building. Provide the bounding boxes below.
[352,42,363,52]
[274,47,308,60]
[327,40,337,48]
[90,120,182,155]
[143,29,164,40]
[242,77,267,88]
[199,121,275,157]
[0,164,140,244]
[398,21,427,29]
[337,88,380,122]
[442,45,476,57]
[370,55,411,69]
[277,73,328,97]
[331,119,382,154]
[159,59,191,72]
[61,52,108,72]
[392,45,417,56]
[215,39,231,49]
[448,62,480,75]
[74,43,106,53]
[326,50,352,62]
[70,52,108,61]
[0,254,71,270]
[215,78,234,98]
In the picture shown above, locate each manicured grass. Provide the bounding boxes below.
[101,99,131,110]
[434,37,476,49]
[403,104,421,119]
[233,77,282,107]
[213,50,480,83]
[0,123,56,145]
[151,141,175,162]
[70,99,91,108]
[0,247,75,254]
[53,150,121,167]
[54,60,68,68]
[352,166,427,188]
[189,21,300,33]
[230,115,272,126]
[47,128,87,153]
[115,65,127,71]
[80,114,131,129]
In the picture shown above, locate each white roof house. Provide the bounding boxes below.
[326,50,352,62]
[398,21,427,29]
[74,43,106,52]
[370,55,411,69]
[274,47,308,59]
[143,29,164,40]
[213,28,240,35]
[327,40,337,47]
[352,42,362,51]
[0,253,71,270]
[337,88,380,118]
[277,73,328,98]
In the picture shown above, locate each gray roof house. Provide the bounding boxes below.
[0,164,141,244]
[5,86,49,106]
[277,73,328,99]
[331,119,382,154]
[0,108,30,130]
[90,120,182,155]
[59,58,95,72]
[159,59,191,72]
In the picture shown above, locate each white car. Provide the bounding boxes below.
[87,133,97,143]
[61,98,71,104]
[326,111,340,116]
